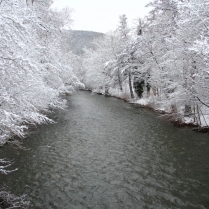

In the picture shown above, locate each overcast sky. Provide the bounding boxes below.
[52,0,152,33]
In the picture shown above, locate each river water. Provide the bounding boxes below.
[1,91,209,209]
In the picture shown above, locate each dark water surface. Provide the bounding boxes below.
[1,91,209,209]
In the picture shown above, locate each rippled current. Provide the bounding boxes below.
[1,91,209,209]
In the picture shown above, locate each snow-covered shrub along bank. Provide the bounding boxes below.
[0,184,30,209]
[0,1,84,204]
[0,0,83,145]
[80,0,209,129]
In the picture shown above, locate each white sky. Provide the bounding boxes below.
[52,0,151,33]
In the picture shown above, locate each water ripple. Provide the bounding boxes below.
[1,91,209,209]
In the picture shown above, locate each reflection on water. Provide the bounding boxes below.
[1,91,209,209]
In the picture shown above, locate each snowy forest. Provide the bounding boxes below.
[1,0,209,207]
[79,0,209,128]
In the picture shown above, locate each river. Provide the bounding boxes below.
[1,91,209,209]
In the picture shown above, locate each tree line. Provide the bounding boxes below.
[79,0,209,127]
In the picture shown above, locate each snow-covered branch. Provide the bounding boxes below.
[0,187,29,209]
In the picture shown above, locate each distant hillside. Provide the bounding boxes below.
[66,30,104,55]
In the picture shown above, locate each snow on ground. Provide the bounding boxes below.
[200,115,209,127]
[135,98,149,106]
[184,117,195,125]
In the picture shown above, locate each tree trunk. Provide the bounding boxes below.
[118,74,123,91]
[184,104,192,117]
[129,72,134,99]
[104,85,109,96]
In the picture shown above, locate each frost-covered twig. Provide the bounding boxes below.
[0,159,18,175]
[0,187,29,209]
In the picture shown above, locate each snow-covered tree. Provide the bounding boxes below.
[0,0,84,204]
[0,0,81,143]
[80,0,209,126]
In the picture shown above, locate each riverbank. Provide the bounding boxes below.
[134,97,209,133]
[86,88,209,133]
